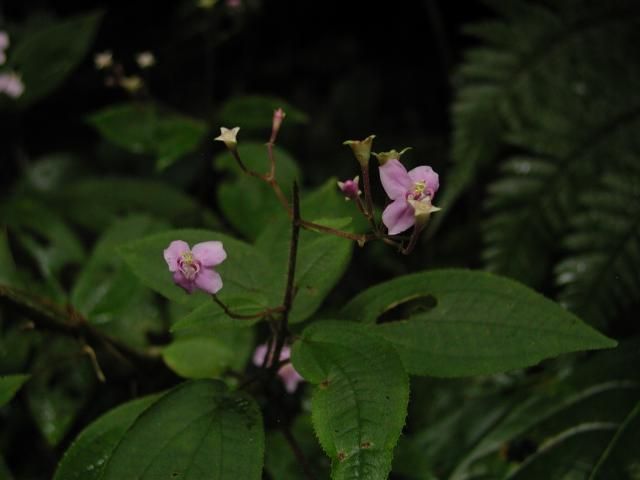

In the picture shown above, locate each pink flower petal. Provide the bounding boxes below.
[279,364,303,393]
[194,268,223,294]
[252,344,269,366]
[379,159,412,200]
[192,241,227,267]
[164,240,190,272]
[382,198,415,235]
[173,271,195,293]
[408,165,439,198]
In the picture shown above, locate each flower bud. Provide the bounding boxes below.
[270,108,286,142]
[337,176,361,201]
[373,147,412,166]
[214,126,240,150]
[343,135,375,167]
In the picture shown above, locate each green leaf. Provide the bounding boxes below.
[589,401,640,479]
[256,180,356,323]
[88,102,207,170]
[10,11,103,106]
[341,269,616,376]
[291,321,409,480]
[101,380,264,480]
[1,196,85,300]
[53,394,161,480]
[0,374,30,407]
[120,229,280,309]
[218,95,308,131]
[26,338,95,446]
[163,326,254,379]
[56,177,218,232]
[72,215,167,316]
[214,143,299,239]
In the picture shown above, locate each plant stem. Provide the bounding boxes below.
[211,295,284,319]
[360,163,377,229]
[269,181,301,378]
[281,426,318,480]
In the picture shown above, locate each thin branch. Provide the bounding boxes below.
[281,426,318,480]
[211,295,284,319]
[269,182,301,378]
[359,163,377,230]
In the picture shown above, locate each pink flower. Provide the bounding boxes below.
[0,72,25,98]
[253,344,303,393]
[163,240,226,294]
[379,158,439,235]
[337,175,361,200]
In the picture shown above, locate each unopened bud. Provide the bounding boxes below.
[337,176,361,201]
[270,108,286,142]
[373,147,412,166]
[214,126,240,150]
[343,135,375,167]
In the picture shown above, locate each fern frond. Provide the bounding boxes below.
[445,0,640,292]
[556,162,640,328]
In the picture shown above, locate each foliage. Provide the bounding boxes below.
[1,1,638,479]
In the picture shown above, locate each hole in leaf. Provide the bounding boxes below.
[376,294,437,324]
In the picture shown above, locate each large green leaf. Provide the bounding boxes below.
[0,374,29,407]
[256,180,356,323]
[291,321,409,480]
[218,95,308,131]
[53,394,161,480]
[341,269,616,376]
[120,229,281,309]
[10,11,103,106]
[214,143,298,239]
[88,102,207,170]
[101,380,264,480]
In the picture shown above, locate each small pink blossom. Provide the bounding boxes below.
[337,176,361,200]
[253,344,303,393]
[379,158,439,235]
[0,72,25,98]
[226,0,242,8]
[163,240,226,294]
